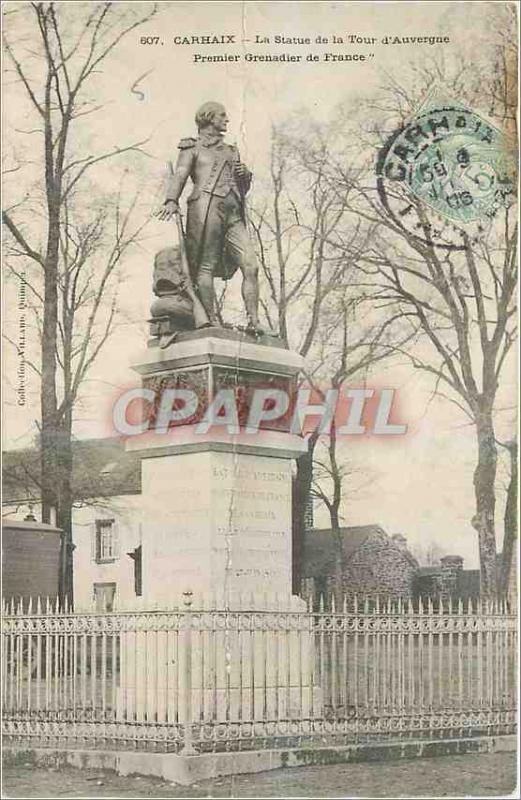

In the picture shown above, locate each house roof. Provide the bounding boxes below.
[302,525,418,578]
[417,566,440,576]
[2,437,141,505]
[2,519,62,533]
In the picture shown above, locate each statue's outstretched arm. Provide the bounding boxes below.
[165,147,194,206]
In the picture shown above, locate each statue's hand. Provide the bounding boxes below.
[154,200,179,221]
[234,162,249,179]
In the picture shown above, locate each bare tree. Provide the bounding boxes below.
[250,122,408,590]
[2,2,156,603]
[327,19,517,596]
[306,296,412,586]
[250,122,364,589]
[345,214,517,598]
[498,438,517,599]
[410,540,447,568]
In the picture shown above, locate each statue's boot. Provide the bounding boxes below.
[245,316,267,338]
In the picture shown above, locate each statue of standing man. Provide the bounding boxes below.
[157,102,262,333]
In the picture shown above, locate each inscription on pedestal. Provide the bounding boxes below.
[139,451,293,604]
[210,453,292,596]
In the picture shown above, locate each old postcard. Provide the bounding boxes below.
[2,1,518,797]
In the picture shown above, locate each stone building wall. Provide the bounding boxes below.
[335,534,417,598]
[413,555,480,603]
[302,527,419,603]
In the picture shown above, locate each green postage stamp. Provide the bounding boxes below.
[377,95,516,248]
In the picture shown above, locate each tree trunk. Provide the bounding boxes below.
[56,410,74,608]
[472,409,499,597]
[40,217,60,524]
[327,421,344,601]
[499,441,517,600]
[292,431,318,594]
[329,505,345,606]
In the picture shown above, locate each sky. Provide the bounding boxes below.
[2,1,517,567]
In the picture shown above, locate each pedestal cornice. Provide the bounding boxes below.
[132,334,305,378]
[126,428,308,460]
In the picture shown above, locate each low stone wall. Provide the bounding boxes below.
[3,735,517,786]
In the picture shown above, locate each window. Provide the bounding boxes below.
[93,582,116,612]
[127,545,142,596]
[93,519,118,563]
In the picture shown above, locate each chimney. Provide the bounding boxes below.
[440,555,464,598]
[440,555,464,571]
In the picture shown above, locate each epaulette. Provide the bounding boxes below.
[178,137,196,150]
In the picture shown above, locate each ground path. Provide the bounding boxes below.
[2,751,516,798]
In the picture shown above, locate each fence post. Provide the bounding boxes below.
[180,590,196,755]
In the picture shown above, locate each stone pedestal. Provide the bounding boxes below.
[138,449,296,604]
[126,329,307,609]
[118,330,321,725]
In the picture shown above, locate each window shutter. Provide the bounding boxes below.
[113,522,120,559]
[91,523,98,562]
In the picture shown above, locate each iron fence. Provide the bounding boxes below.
[2,595,517,753]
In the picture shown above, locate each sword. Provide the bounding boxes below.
[231,140,248,219]
[175,212,211,329]
[231,142,258,256]
[167,161,211,329]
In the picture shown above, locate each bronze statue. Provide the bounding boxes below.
[156,101,261,333]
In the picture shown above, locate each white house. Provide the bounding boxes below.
[2,438,144,611]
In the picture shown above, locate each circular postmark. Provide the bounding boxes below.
[376,105,516,250]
